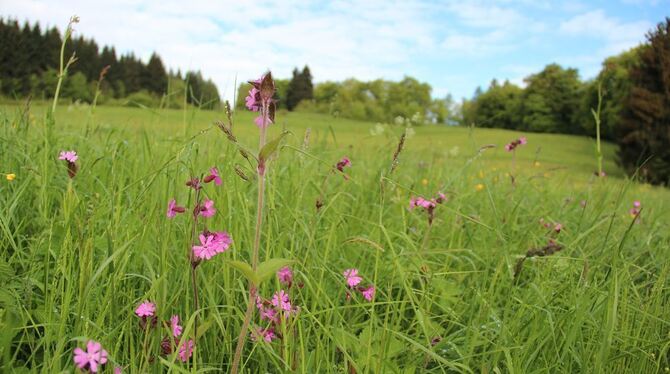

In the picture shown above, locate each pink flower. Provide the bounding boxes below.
[198,199,216,218]
[260,307,278,323]
[554,223,563,233]
[629,200,641,216]
[435,192,447,204]
[170,315,183,337]
[59,150,78,163]
[277,266,293,285]
[212,231,233,253]
[519,136,527,145]
[336,157,351,172]
[73,340,108,373]
[114,367,123,374]
[504,143,513,152]
[204,167,222,185]
[271,290,292,312]
[192,234,218,260]
[252,327,276,343]
[360,285,375,301]
[409,197,436,210]
[166,199,185,218]
[245,86,261,112]
[633,200,641,208]
[135,301,155,317]
[343,269,362,288]
[178,339,194,362]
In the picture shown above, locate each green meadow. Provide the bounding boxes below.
[1,101,669,372]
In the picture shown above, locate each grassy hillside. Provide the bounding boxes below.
[1,102,668,372]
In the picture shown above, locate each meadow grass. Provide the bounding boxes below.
[0,101,669,373]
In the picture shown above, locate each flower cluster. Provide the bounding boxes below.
[336,157,351,173]
[73,340,108,373]
[343,268,375,301]
[134,301,194,362]
[253,288,299,343]
[244,74,276,128]
[59,150,79,178]
[539,218,563,233]
[504,136,527,152]
[409,192,446,224]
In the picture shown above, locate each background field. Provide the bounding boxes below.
[1,102,669,372]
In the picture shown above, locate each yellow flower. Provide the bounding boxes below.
[421,178,428,186]
[478,170,485,178]
[475,183,485,191]
[6,173,16,181]
[534,161,541,167]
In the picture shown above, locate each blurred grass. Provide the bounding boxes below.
[0,101,668,373]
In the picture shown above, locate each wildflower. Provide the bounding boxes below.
[435,192,447,204]
[245,74,276,128]
[5,173,15,181]
[504,137,527,152]
[580,200,587,208]
[198,199,216,218]
[343,269,362,288]
[59,150,78,178]
[59,150,78,163]
[271,290,292,312]
[554,223,563,233]
[178,339,194,362]
[185,177,201,190]
[135,301,156,317]
[212,231,233,252]
[534,161,541,167]
[166,199,186,218]
[252,327,276,343]
[336,157,351,172]
[421,178,428,186]
[409,197,436,210]
[170,315,183,337]
[475,184,485,191]
[204,167,222,185]
[114,367,122,374]
[73,340,108,373]
[260,306,278,323]
[629,200,641,217]
[360,285,375,301]
[192,234,218,260]
[277,266,293,285]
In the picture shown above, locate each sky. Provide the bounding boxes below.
[1,0,668,101]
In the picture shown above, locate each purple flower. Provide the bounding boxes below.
[336,157,351,172]
[277,266,293,285]
[73,340,108,373]
[193,234,217,260]
[135,301,156,317]
[343,269,362,288]
[198,199,216,218]
[167,199,186,218]
[59,150,78,163]
[204,167,222,185]
[271,290,292,312]
[178,339,194,362]
[171,315,183,337]
[360,285,375,301]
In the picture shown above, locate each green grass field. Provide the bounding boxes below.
[1,101,669,373]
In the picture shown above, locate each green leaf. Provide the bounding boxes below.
[258,131,290,162]
[256,258,295,284]
[228,260,259,285]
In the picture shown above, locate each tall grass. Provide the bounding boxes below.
[0,96,668,372]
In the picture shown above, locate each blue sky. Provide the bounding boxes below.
[1,0,668,100]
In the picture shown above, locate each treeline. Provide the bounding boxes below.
[0,18,220,108]
[237,66,459,125]
[460,54,637,141]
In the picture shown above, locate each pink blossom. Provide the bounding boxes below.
[212,231,233,253]
[271,290,292,312]
[554,223,563,233]
[59,150,78,163]
[504,143,513,152]
[343,269,362,288]
[170,315,183,337]
[198,199,216,218]
[633,201,641,208]
[192,234,219,260]
[252,327,276,343]
[361,285,375,301]
[204,167,222,185]
[166,199,185,218]
[519,136,527,145]
[135,301,156,317]
[409,197,436,210]
[245,87,261,111]
[336,157,351,172]
[73,340,108,373]
[114,367,123,374]
[435,192,447,204]
[629,200,641,216]
[178,339,194,362]
[260,307,278,323]
[277,266,293,285]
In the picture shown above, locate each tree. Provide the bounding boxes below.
[286,66,314,110]
[580,48,641,140]
[467,80,522,129]
[144,53,168,95]
[617,18,670,185]
[518,64,583,134]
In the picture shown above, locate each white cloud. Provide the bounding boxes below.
[559,9,650,50]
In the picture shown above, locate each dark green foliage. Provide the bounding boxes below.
[286,66,314,110]
[617,18,670,185]
[185,71,220,109]
[462,80,522,129]
[0,18,218,108]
